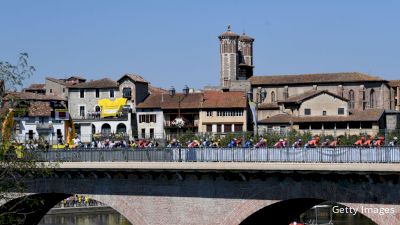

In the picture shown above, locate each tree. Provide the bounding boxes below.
[0,53,51,224]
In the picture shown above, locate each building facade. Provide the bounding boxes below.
[198,91,247,133]
[7,92,67,144]
[67,75,150,142]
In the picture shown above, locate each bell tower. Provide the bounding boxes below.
[238,32,255,80]
[219,25,239,88]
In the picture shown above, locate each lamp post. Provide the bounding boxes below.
[169,85,189,162]
[247,88,267,138]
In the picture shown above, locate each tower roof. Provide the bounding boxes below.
[239,32,254,41]
[218,25,239,38]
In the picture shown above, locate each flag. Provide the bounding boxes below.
[248,100,257,129]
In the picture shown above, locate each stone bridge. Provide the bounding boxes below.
[2,162,400,225]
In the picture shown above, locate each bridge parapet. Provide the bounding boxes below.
[30,147,400,163]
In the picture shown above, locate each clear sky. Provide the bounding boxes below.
[1,0,399,90]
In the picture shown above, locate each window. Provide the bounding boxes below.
[80,89,84,98]
[206,111,213,117]
[149,128,154,138]
[50,89,53,93]
[139,114,156,123]
[117,123,127,133]
[206,124,212,132]
[28,130,34,139]
[79,106,85,118]
[62,88,65,93]
[271,91,276,102]
[141,129,146,139]
[304,108,311,115]
[217,124,222,133]
[234,124,243,132]
[348,90,355,109]
[322,111,327,116]
[216,110,243,117]
[369,89,375,108]
[96,89,100,98]
[224,124,232,132]
[110,89,115,98]
[123,88,132,98]
[101,123,111,134]
[338,108,344,115]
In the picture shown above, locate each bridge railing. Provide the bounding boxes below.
[27,147,400,163]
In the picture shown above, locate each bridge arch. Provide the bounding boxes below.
[0,193,146,225]
[237,198,377,225]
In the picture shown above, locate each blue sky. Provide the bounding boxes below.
[1,0,399,90]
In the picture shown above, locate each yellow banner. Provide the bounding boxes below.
[98,98,127,118]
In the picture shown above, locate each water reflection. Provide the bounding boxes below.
[38,210,132,225]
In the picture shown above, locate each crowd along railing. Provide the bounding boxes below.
[27,147,400,163]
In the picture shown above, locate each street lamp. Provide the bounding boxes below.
[247,88,267,137]
[169,85,189,162]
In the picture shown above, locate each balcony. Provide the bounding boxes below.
[164,120,199,127]
[36,123,53,130]
[74,111,129,122]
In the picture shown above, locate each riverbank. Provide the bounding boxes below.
[47,206,115,215]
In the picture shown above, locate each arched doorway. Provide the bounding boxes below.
[91,124,96,134]
[116,123,127,134]
[101,123,111,135]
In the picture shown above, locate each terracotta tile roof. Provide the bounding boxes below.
[66,76,86,81]
[259,109,385,124]
[137,93,203,109]
[280,90,348,104]
[149,85,168,94]
[250,72,385,86]
[24,83,45,91]
[6,92,66,101]
[202,91,246,108]
[258,102,280,110]
[69,78,119,89]
[118,74,149,83]
[28,101,52,117]
[389,80,400,87]
[46,77,71,87]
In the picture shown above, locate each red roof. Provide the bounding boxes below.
[137,93,203,109]
[69,78,119,89]
[250,72,384,86]
[137,91,247,109]
[28,101,52,117]
[202,91,246,108]
[118,74,149,83]
[6,92,66,101]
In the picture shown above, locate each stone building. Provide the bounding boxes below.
[198,91,247,133]
[45,76,86,99]
[216,26,398,135]
[6,92,67,144]
[67,75,149,142]
[219,25,254,91]
[389,80,400,111]
[136,90,248,139]
[257,89,386,136]
[23,84,46,95]
[136,92,203,140]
